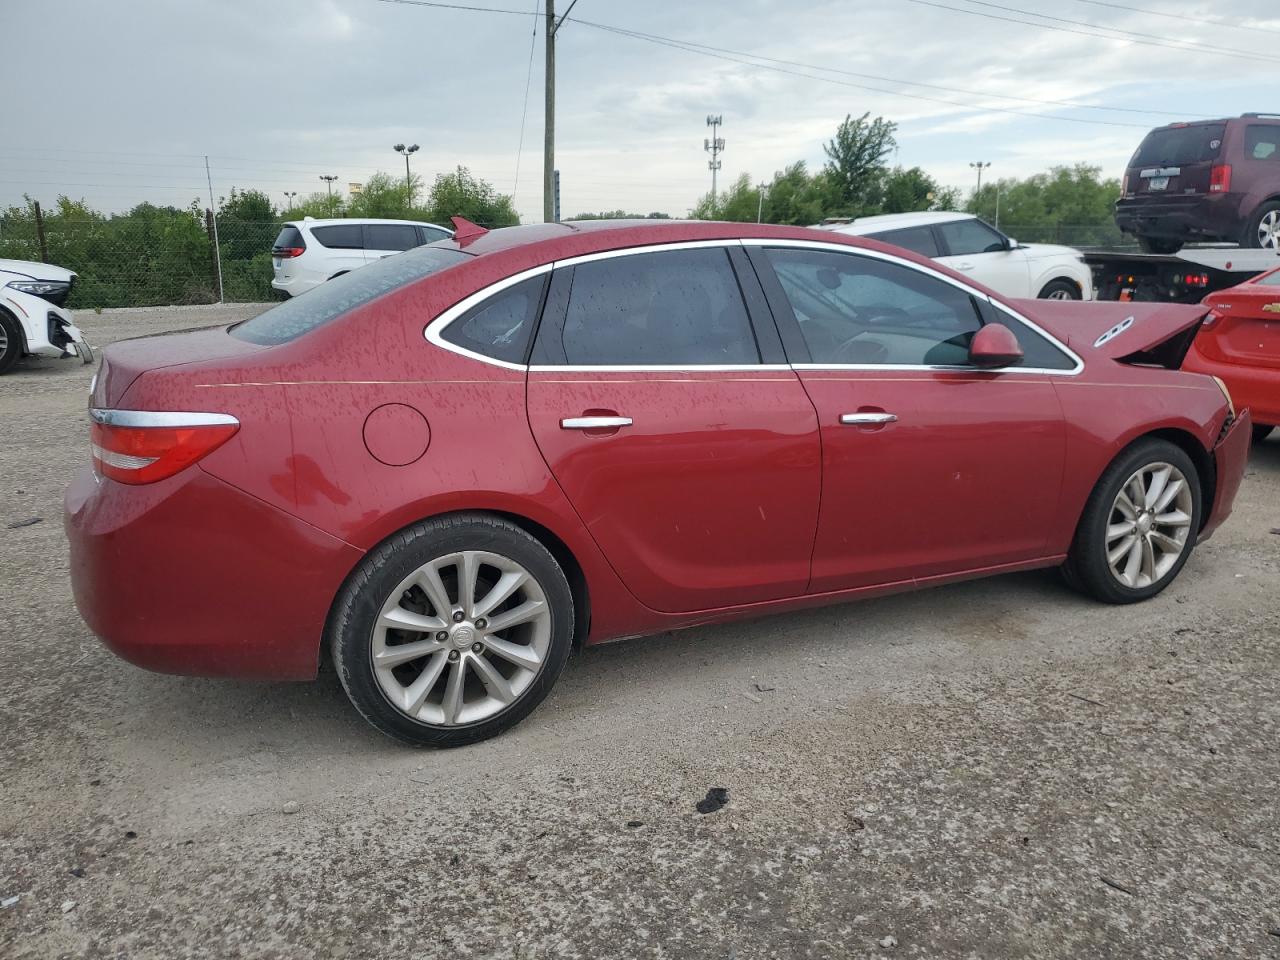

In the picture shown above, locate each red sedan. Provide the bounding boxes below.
[1184,264,1280,444]
[65,220,1251,746]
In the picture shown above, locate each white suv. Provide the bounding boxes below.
[822,212,1093,301]
[270,218,454,297]
[0,258,93,375]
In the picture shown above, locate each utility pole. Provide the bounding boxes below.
[395,144,420,205]
[705,115,724,216]
[204,155,223,303]
[756,181,767,223]
[543,0,578,223]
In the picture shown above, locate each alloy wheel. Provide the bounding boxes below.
[1104,462,1194,589]
[1046,289,1075,300]
[1259,210,1280,250]
[371,550,552,726]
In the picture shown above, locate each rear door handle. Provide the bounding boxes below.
[561,416,633,430]
[841,412,898,425]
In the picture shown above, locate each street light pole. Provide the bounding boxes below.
[757,181,767,223]
[283,191,297,212]
[394,143,420,205]
[969,160,991,194]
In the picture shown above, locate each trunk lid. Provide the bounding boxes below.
[93,324,266,408]
[1126,122,1225,197]
[1012,298,1209,364]
[1200,273,1280,370]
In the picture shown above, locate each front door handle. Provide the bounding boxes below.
[841,412,898,425]
[561,416,633,430]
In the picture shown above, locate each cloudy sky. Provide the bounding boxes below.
[4,0,1278,221]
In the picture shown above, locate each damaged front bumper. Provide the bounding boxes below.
[1199,408,1252,542]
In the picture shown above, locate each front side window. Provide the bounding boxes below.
[365,224,420,251]
[1245,124,1279,161]
[553,248,759,366]
[869,225,940,258]
[440,275,547,364]
[766,248,981,366]
[311,224,364,250]
[937,219,1007,256]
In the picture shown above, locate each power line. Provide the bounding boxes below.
[512,0,539,196]
[1067,0,1280,36]
[891,0,1280,64]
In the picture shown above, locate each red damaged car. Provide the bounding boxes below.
[65,220,1251,746]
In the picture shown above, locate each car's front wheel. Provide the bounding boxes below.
[1038,279,1081,301]
[1063,439,1202,604]
[330,514,575,747]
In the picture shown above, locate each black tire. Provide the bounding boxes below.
[1255,424,1275,444]
[0,309,23,375]
[1137,235,1185,255]
[1242,200,1280,250]
[1062,438,1202,604]
[1037,278,1081,301]
[329,513,574,747]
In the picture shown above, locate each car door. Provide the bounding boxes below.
[525,243,822,613]
[936,218,1031,298]
[747,241,1069,592]
[363,223,421,261]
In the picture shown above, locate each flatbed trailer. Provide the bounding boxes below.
[1084,245,1280,303]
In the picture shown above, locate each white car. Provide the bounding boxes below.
[821,212,1094,301]
[270,218,454,297]
[0,258,93,375]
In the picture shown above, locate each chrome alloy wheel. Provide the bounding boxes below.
[1046,288,1076,300]
[371,550,551,726]
[1259,209,1280,250]
[1105,462,1194,589]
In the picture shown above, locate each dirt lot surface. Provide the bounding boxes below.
[2,304,1279,959]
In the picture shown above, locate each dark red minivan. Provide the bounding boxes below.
[1116,114,1280,254]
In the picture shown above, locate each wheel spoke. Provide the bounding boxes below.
[1140,536,1157,583]
[414,564,453,620]
[483,635,543,671]
[1144,467,1170,510]
[1106,521,1136,542]
[1122,537,1143,585]
[378,606,446,635]
[1108,534,1137,566]
[441,657,467,724]
[470,655,515,704]
[459,551,482,618]
[473,569,528,620]
[1113,491,1138,520]
[1153,477,1185,513]
[375,637,446,668]
[1155,509,1192,528]
[485,599,547,633]
[402,651,449,715]
[1150,529,1183,554]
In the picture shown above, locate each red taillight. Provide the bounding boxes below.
[1209,164,1232,193]
[90,411,239,485]
[272,246,305,258]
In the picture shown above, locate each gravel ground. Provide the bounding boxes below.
[2,304,1279,959]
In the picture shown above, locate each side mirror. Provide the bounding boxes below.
[1005,236,1019,250]
[969,323,1024,369]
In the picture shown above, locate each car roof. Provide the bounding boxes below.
[287,218,449,229]
[820,211,974,236]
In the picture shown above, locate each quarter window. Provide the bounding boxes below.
[440,275,547,365]
[981,303,1078,371]
[421,226,453,243]
[868,225,940,258]
[937,218,1007,256]
[765,248,982,366]
[1245,125,1279,161]
[311,224,364,249]
[553,248,759,366]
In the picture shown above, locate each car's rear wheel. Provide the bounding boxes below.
[1137,236,1184,255]
[1063,439,1201,604]
[329,513,574,747]
[1244,201,1280,250]
[1038,279,1081,301]
[0,310,23,375]
[1255,425,1275,444]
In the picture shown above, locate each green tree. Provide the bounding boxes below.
[348,171,420,219]
[823,113,897,214]
[966,164,1123,246]
[566,210,671,220]
[881,166,958,214]
[423,166,519,228]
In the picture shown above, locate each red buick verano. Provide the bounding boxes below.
[66,219,1251,746]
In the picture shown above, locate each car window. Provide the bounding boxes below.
[1257,269,1280,286]
[555,248,759,366]
[937,219,1007,257]
[1132,123,1226,166]
[1245,125,1279,161]
[440,275,547,365]
[866,225,940,258]
[985,305,1078,371]
[231,246,469,345]
[272,226,304,252]
[311,224,364,250]
[766,248,982,366]
[365,224,420,251]
[421,226,453,244]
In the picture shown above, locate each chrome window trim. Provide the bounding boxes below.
[424,236,1084,376]
[89,409,239,428]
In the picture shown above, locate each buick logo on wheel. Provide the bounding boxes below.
[452,625,475,648]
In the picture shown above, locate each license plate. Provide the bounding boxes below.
[1148,177,1169,191]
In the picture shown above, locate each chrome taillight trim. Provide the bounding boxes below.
[89,409,240,428]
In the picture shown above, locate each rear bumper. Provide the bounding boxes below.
[1183,346,1280,427]
[1115,193,1244,241]
[1200,409,1252,541]
[64,465,363,680]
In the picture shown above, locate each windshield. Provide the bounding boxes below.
[1258,268,1280,287]
[232,246,469,345]
[1132,124,1225,167]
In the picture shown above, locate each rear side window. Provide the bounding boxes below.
[311,224,363,249]
[1132,124,1226,166]
[1245,125,1280,161]
[868,225,940,258]
[548,248,760,366]
[937,219,1006,256]
[422,226,453,243]
[365,224,420,251]
[440,275,548,365]
[272,226,304,252]
[231,246,469,345]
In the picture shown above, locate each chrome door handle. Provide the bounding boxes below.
[561,416,633,430]
[841,412,898,425]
